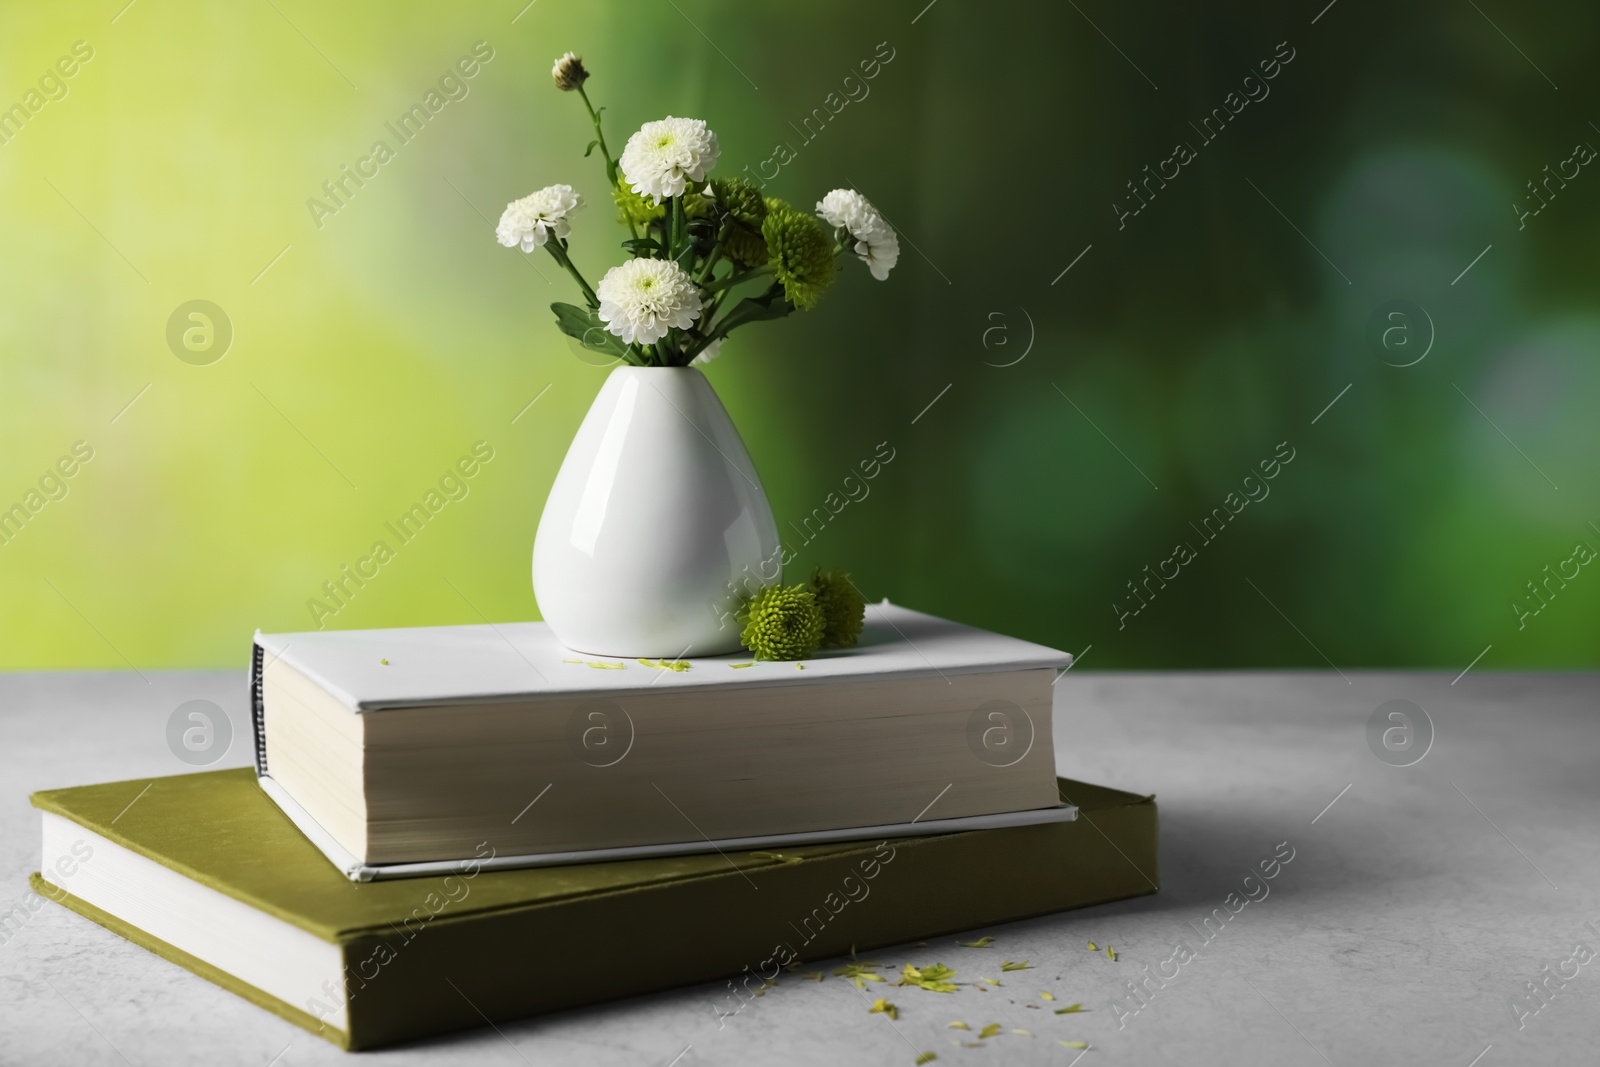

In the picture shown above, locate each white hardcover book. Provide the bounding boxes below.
[251,601,1074,880]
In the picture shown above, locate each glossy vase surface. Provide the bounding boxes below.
[533,366,781,656]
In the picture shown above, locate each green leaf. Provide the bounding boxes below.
[957,937,995,948]
[978,1023,1002,1039]
[550,302,625,357]
[1000,960,1031,972]
[1054,1003,1086,1014]
[709,287,791,338]
[620,238,662,255]
[914,1054,936,1065]
[584,139,600,157]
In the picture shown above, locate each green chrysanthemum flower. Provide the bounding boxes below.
[739,583,825,661]
[612,176,709,227]
[724,228,768,269]
[683,187,711,219]
[708,178,768,267]
[711,178,766,227]
[613,174,663,226]
[762,203,837,310]
[810,569,865,649]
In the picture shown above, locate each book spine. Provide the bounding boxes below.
[250,639,269,778]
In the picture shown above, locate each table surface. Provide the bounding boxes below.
[2,670,1596,1066]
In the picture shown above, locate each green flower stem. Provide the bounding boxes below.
[696,248,723,285]
[696,226,729,284]
[680,314,724,363]
[704,286,732,323]
[545,240,599,308]
[686,289,741,358]
[669,195,688,263]
[576,85,618,186]
[695,280,784,354]
[701,262,773,294]
[575,84,636,241]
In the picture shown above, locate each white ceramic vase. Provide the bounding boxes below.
[533,366,782,657]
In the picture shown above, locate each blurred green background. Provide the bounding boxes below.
[2,0,1596,671]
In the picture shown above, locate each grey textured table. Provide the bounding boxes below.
[2,670,1596,1066]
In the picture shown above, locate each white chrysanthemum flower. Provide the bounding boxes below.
[816,188,900,281]
[496,185,583,251]
[690,338,723,366]
[596,258,703,345]
[619,117,720,204]
[816,189,876,233]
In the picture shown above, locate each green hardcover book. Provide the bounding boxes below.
[29,768,1158,1051]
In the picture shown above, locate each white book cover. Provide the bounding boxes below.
[253,601,1072,712]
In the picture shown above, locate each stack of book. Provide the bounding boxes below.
[31,603,1158,1050]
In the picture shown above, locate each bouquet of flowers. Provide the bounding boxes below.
[495,52,899,368]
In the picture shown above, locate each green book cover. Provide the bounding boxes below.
[29,768,1157,1051]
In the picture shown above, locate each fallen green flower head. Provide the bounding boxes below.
[811,567,866,649]
[739,583,825,660]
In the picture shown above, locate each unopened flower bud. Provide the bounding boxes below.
[551,52,588,91]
